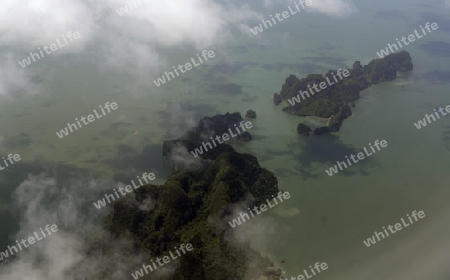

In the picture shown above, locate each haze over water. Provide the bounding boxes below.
[0,0,449,279]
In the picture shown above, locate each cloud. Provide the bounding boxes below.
[0,53,41,97]
[0,0,265,96]
[108,0,226,47]
[0,0,357,97]
[212,196,289,279]
[260,0,357,17]
[307,0,357,17]
[0,0,260,51]
[0,173,146,280]
[0,0,94,49]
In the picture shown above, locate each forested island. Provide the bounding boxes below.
[100,113,284,279]
[273,51,413,135]
[90,51,415,279]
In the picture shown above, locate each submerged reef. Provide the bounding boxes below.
[276,51,413,135]
[102,112,283,280]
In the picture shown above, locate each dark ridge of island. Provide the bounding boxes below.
[102,112,283,280]
[163,112,253,170]
[274,51,413,135]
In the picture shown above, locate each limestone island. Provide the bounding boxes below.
[274,51,413,135]
[101,112,284,280]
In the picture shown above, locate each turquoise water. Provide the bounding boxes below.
[0,0,449,278]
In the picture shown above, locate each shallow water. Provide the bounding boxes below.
[0,0,449,278]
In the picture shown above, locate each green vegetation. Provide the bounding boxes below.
[277,51,413,135]
[101,113,283,280]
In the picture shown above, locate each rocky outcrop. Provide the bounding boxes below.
[314,126,330,135]
[328,103,352,132]
[353,61,362,71]
[163,112,244,160]
[245,109,257,119]
[277,51,413,134]
[297,123,312,136]
[273,93,282,105]
[196,112,243,136]
[103,113,282,280]
[311,103,352,134]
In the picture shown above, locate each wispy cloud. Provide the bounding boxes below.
[307,0,357,17]
[261,0,357,17]
[0,173,146,280]
[0,0,356,97]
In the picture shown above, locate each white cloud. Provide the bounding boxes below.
[0,0,94,49]
[0,174,147,280]
[0,53,41,97]
[0,0,264,96]
[0,0,260,55]
[307,0,357,17]
[110,0,227,47]
[0,0,355,96]
[260,0,357,17]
